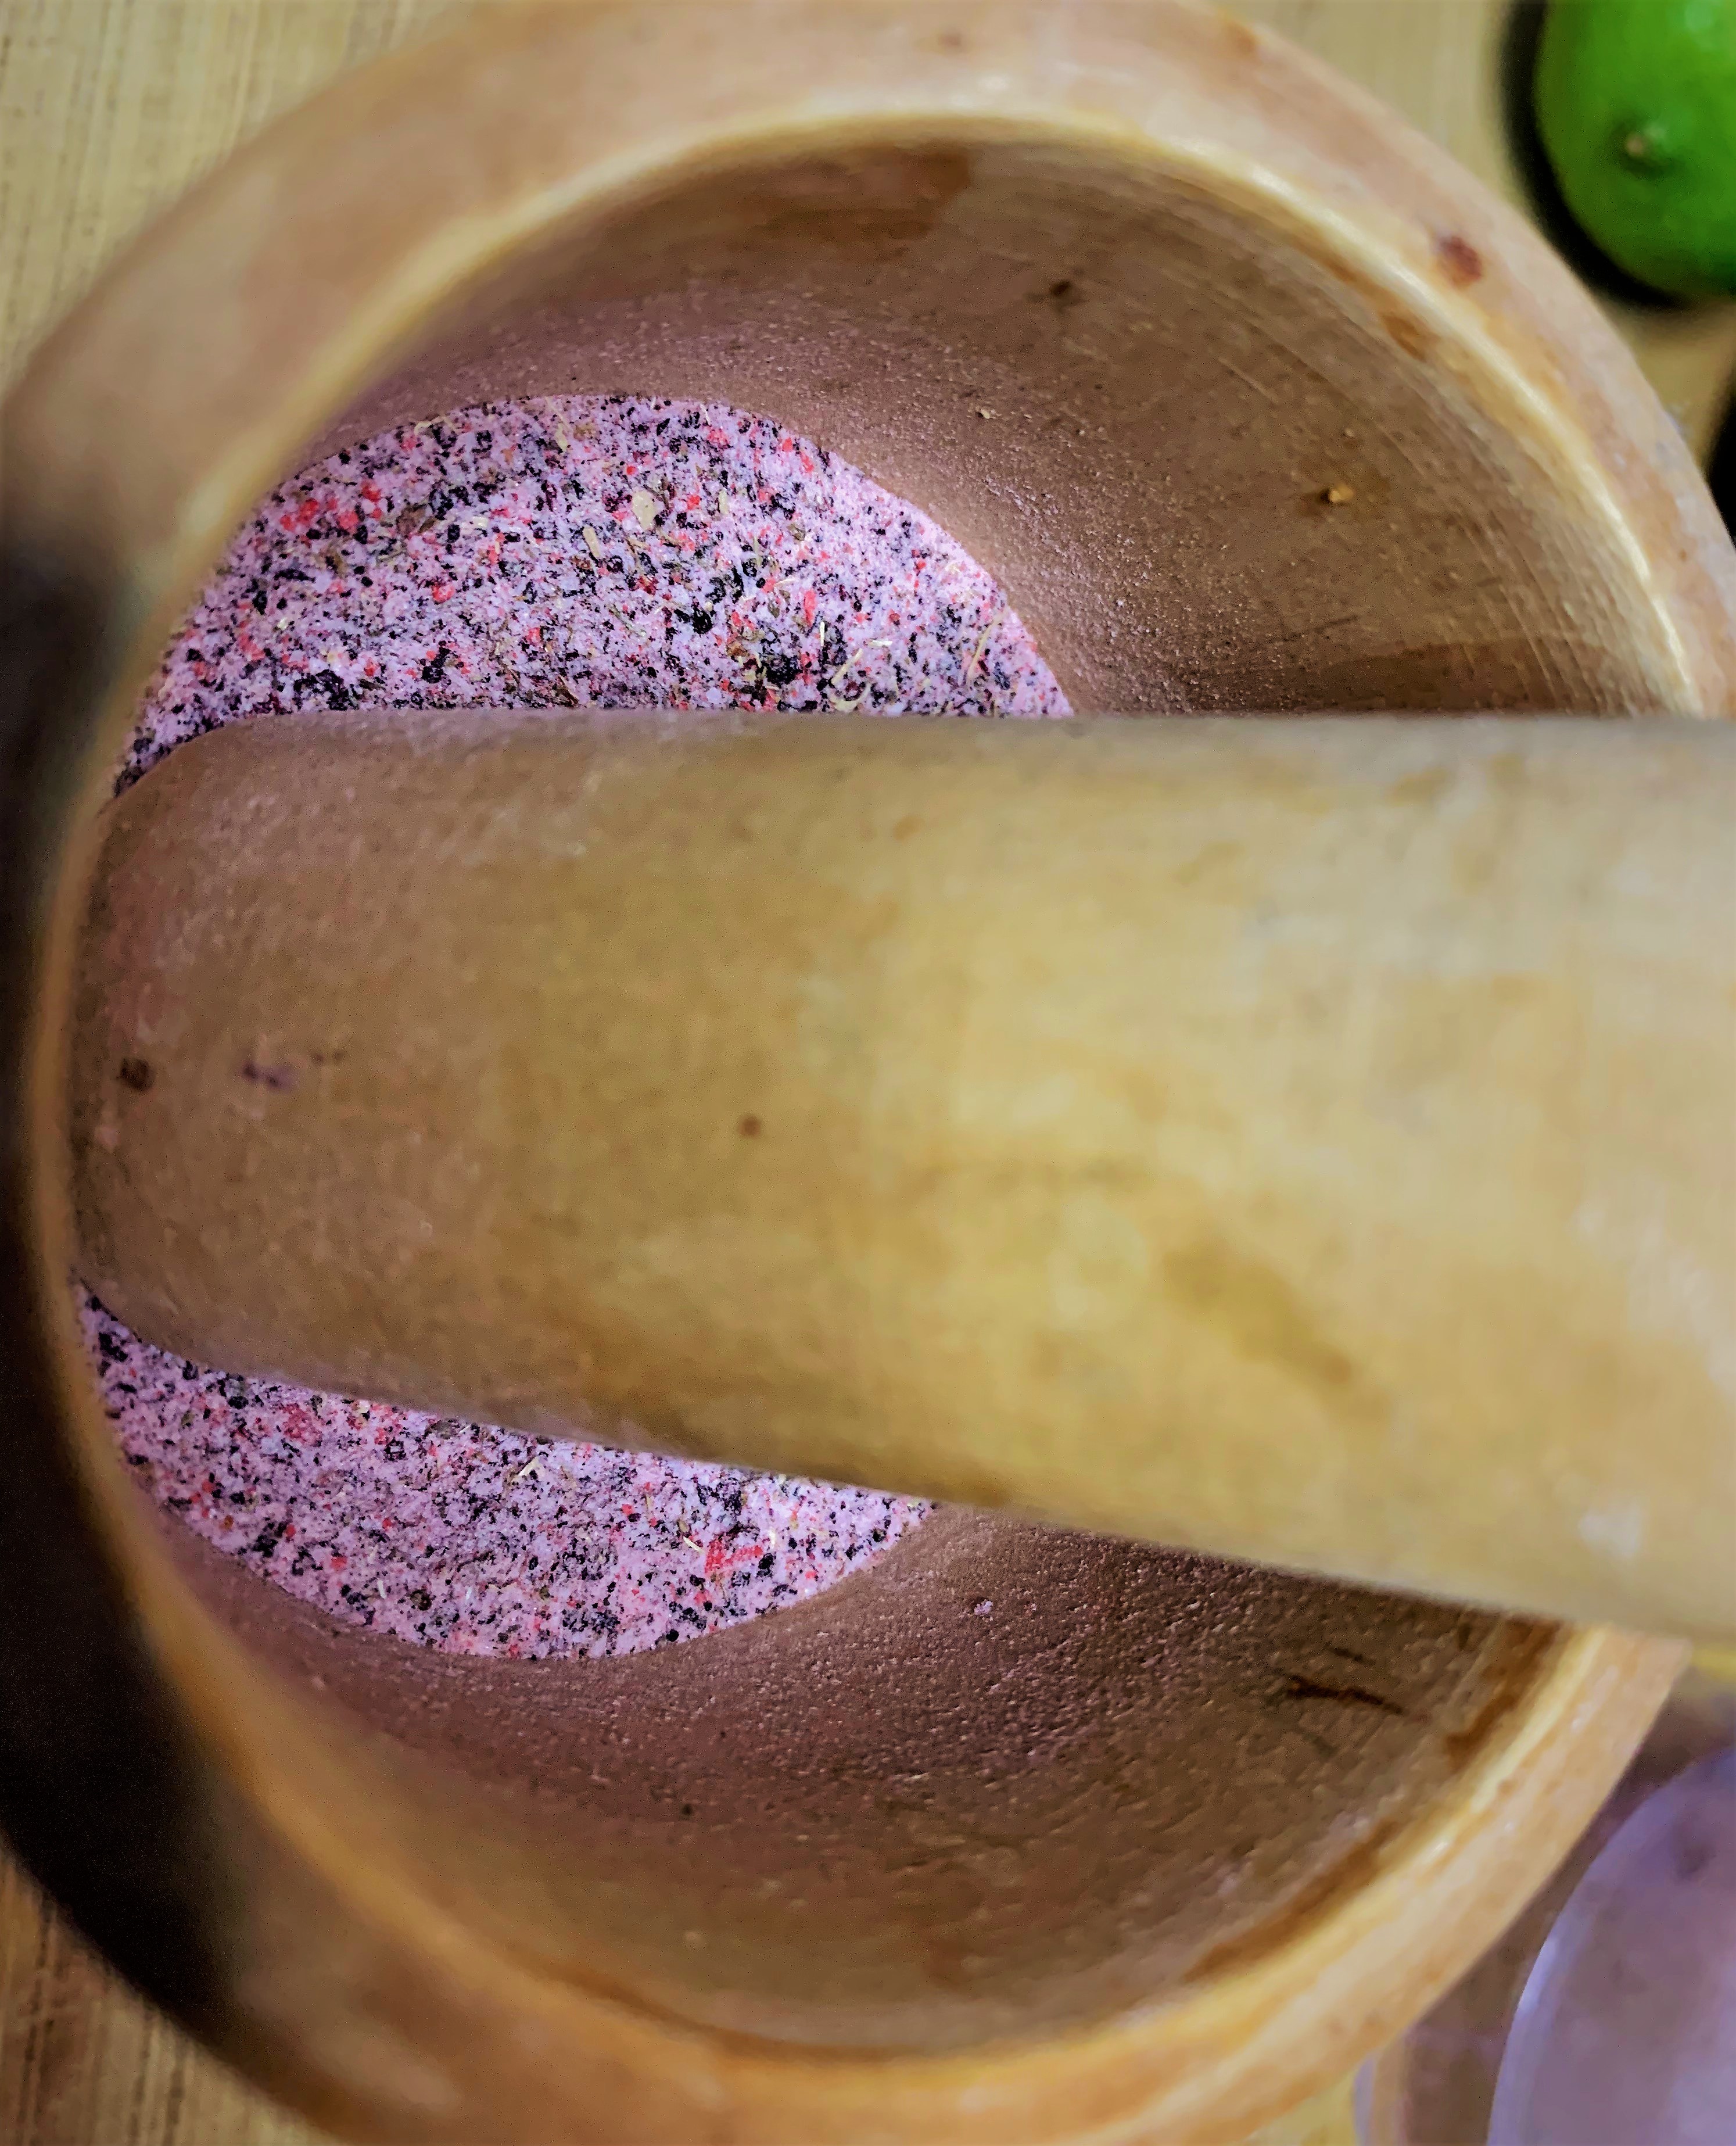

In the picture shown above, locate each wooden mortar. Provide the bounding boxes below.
[1,6,1728,2142]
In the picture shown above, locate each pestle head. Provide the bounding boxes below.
[70,708,1736,1640]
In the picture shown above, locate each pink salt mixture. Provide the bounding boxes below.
[85,393,1069,1662]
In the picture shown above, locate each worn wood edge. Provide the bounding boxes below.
[114,1467,1679,2145]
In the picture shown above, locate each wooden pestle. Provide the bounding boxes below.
[70,709,1736,1640]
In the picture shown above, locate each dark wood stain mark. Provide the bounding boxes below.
[753,149,975,261]
[1434,232,1484,288]
[1276,1671,1411,1721]
[117,1057,154,1093]
[1164,1239,1362,1405]
[241,1061,298,1094]
[1188,1618,1552,1990]
[1221,13,1259,61]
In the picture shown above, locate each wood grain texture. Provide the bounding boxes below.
[1,1852,327,2146]
[2,4,1730,2143]
[73,715,1736,1638]
[0,0,469,395]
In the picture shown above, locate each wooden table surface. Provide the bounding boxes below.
[2,5,1731,2142]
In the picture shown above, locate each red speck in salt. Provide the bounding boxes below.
[92,392,1067,1661]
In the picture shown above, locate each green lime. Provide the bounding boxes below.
[1534,0,1736,299]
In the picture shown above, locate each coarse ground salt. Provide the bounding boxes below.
[84,393,1071,1661]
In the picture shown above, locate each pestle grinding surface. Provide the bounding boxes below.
[84,393,1068,1660]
